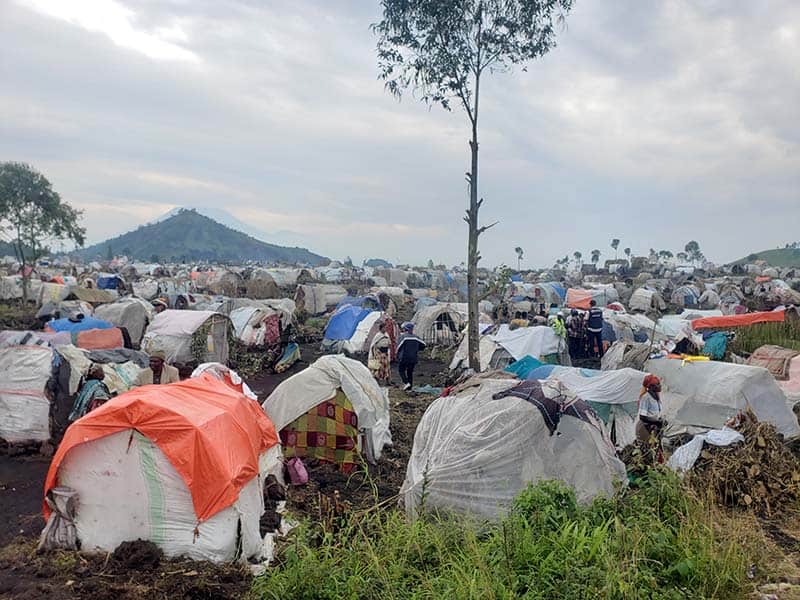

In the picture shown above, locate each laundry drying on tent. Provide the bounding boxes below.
[401,378,626,520]
[262,355,391,473]
[41,374,281,563]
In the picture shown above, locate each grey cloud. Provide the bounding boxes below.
[0,0,797,266]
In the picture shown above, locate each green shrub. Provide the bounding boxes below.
[253,470,757,599]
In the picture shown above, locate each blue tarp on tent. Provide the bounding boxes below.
[97,276,122,290]
[510,274,523,282]
[48,316,114,333]
[546,283,567,302]
[524,364,558,380]
[324,305,371,341]
[504,355,544,379]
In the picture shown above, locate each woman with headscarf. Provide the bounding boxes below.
[69,364,112,421]
[368,322,392,385]
[636,374,666,462]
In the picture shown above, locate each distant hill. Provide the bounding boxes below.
[75,209,328,265]
[734,248,800,268]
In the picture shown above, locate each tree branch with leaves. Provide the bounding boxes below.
[0,162,85,305]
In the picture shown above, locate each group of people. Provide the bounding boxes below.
[68,350,179,421]
[368,321,426,391]
[564,300,605,360]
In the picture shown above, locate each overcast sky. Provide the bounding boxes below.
[1,0,798,267]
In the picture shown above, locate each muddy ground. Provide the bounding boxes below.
[0,340,445,599]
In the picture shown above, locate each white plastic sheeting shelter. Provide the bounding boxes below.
[230,306,282,347]
[262,355,391,463]
[629,288,666,312]
[141,310,230,364]
[400,379,626,520]
[645,358,800,440]
[342,311,383,355]
[294,284,348,316]
[412,303,466,346]
[449,324,565,372]
[0,344,53,442]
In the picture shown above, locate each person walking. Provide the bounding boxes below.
[586,300,604,358]
[397,322,426,392]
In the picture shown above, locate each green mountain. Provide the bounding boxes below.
[75,209,328,265]
[734,247,800,268]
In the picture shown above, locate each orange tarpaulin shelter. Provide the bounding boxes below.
[691,310,785,330]
[75,327,124,350]
[44,373,278,522]
[566,289,593,310]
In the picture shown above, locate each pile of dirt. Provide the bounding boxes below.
[0,538,252,600]
[686,411,800,516]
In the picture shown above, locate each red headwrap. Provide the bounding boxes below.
[643,374,660,389]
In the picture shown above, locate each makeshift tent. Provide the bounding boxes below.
[691,309,785,330]
[323,305,371,344]
[94,298,153,345]
[36,300,93,322]
[747,345,800,405]
[262,355,391,469]
[294,284,348,316]
[670,285,701,308]
[645,358,800,439]
[449,324,566,372]
[96,275,125,290]
[411,303,466,346]
[0,342,54,442]
[566,287,619,309]
[207,270,245,296]
[43,375,280,562]
[245,269,280,299]
[230,306,282,347]
[628,288,666,312]
[698,289,720,309]
[141,310,230,365]
[400,379,626,520]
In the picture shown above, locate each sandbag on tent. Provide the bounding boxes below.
[0,344,54,442]
[400,379,626,520]
[141,310,230,365]
[42,374,281,563]
[645,358,800,440]
[94,298,153,346]
[262,355,391,469]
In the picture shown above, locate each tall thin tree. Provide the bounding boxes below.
[373,0,573,371]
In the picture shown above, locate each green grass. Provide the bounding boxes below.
[734,248,800,268]
[253,471,762,599]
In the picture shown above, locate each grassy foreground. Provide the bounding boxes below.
[253,471,768,599]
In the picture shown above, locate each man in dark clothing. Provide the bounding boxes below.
[566,309,586,360]
[397,322,426,391]
[586,300,604,358]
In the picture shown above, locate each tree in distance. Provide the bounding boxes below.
[514,246,524,270]
[0,162,85,305]
[373,0,573,370]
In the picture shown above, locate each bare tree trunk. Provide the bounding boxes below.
[466,71,482,372]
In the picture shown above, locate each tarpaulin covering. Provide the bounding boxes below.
[74,328,124,350]
[96,276,122,290]
[44,374,279,522]
[324,305,371,341]
[46,316,113,333]
[567,289,593,310]
[691,310,785,330]
[504,355,544,379]
[491,324,563,361]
